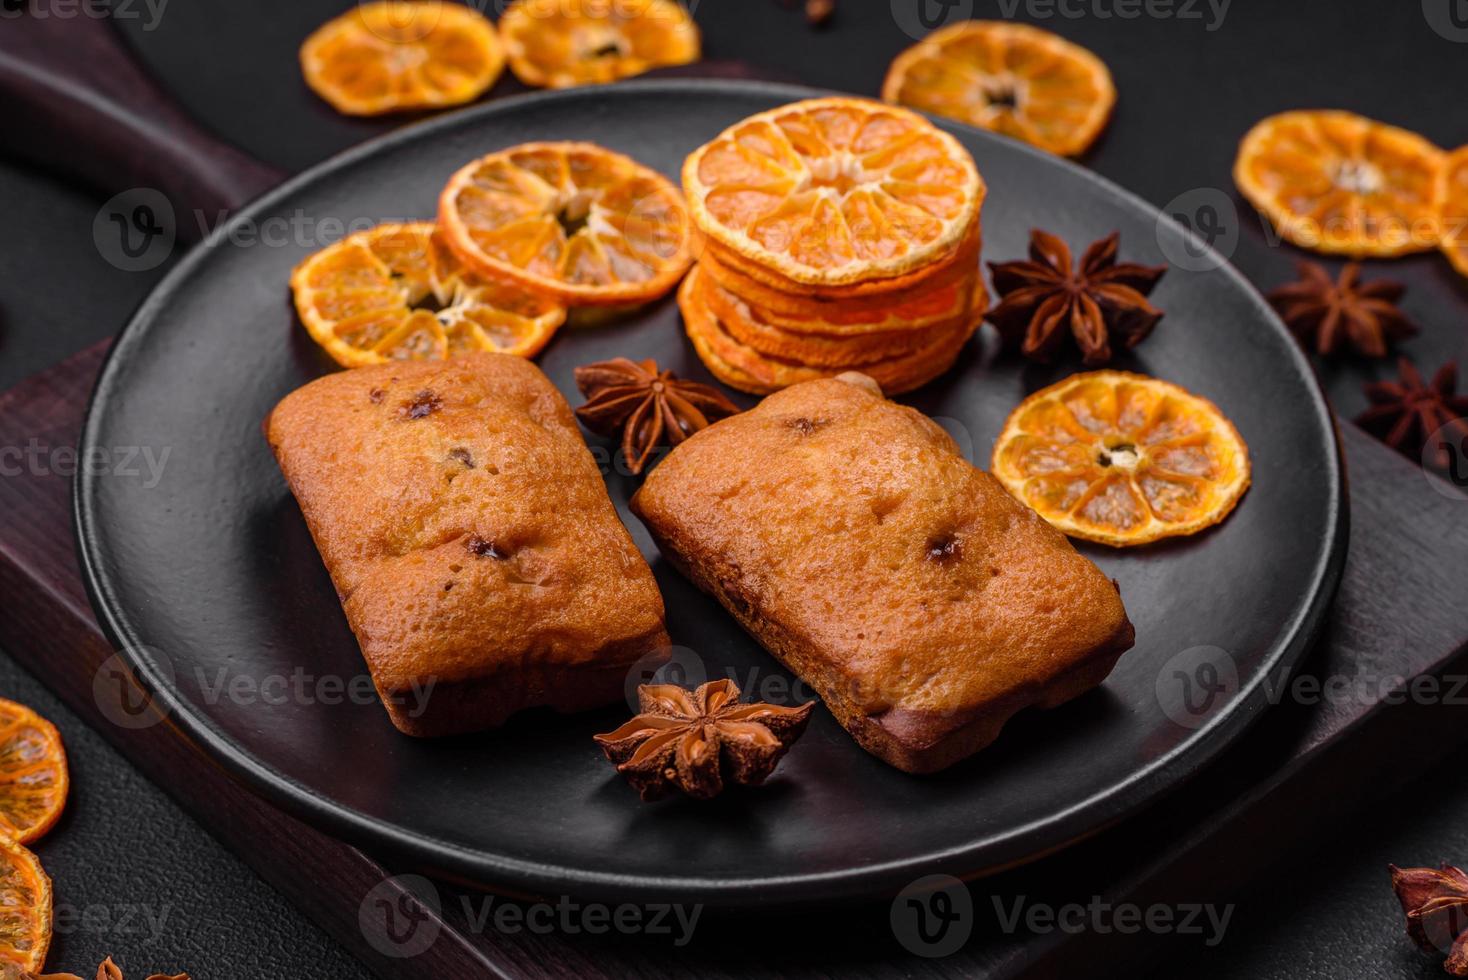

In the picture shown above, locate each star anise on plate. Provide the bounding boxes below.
[594,679,813,801]
[1357,358,1468,470]
[986,229,1167,366]
[573,357,741,475]
[1390,864,1468,975]
[1267,260,1414,357]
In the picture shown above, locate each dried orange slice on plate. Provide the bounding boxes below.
[1234,110,1443,257]
[882,21,1115,158]
[300,2,504,116]
[0,835,50,972]
[0,700,67,846]
[499,0,700,89]
[992,371,1250,547]
[291,222,566,367]
[1439,145,1468,276]
[683,97,983,286]
[439,141,696,306]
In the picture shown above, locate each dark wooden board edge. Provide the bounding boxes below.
[3,343,1467,978]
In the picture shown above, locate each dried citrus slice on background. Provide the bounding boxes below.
[1439,145,1468,277]
[0,701,67,846]
[0,835,50,972]
[992,371,1250,547]
[683,97,983,286]
[300,2,504,116]
[882,21,1115,158]
[291,222,566,366]
[1234,110,1444,257]
[499,0,700,88]
[439,141,695,305]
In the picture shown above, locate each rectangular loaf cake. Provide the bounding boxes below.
[632,372,1134,773]
[266,353,669,736]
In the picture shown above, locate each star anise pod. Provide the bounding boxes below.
[1357,358,1468,470]
[574,357,741,475]
[1267,260,1415,357]
[594,679,813,801]
[986,229,1167,366]
[1391,864,1468,975]
[1,956,189,980]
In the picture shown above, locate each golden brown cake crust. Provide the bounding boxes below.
[632,374,1134,773]
[265,353,669,736]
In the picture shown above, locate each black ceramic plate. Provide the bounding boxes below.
[76,80,1345,908]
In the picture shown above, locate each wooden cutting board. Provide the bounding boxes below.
[4,13,1468,978]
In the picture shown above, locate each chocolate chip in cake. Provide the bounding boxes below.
[447,447,475,469]
[368,387,385,404]
[784,416,828,435]
[465,535,505,559]
[926,534,962,563]
[400,389,443,420]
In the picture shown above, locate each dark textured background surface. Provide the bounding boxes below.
[2,1,1467,977]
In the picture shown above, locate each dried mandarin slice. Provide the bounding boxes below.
[683,97,983,286]
[1234,110,1444,257]
[290,222,565,367]
[882,21,1114,157]
[991,371,1250,546]
[301,2,504,116]
[0,834,50,972]
[439,142,695,306]
[1439,146,1468,277]
[0,700,67,845]
[499,0,700,89]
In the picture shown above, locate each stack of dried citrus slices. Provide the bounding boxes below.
[679,97,987,394]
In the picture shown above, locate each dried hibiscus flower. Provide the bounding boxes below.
[595,679,812,801]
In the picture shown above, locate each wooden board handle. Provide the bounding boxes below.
[0,14,284,233]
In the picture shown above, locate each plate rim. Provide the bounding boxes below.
[74,77,1348,907]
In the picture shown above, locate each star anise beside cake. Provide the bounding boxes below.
[595,679,813,801]
[1267,260,1414,357]
[986,229,1167,366]
[574,357,741,475]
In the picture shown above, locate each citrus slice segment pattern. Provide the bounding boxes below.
[0,835,51,972]
[439,141,696,306]
[499,0,700,89]
[991,371,1251,547]
[0,700,67,847]
[1234,110,1444,257]
[882,21,1115,158]
[300,1,504,116]
[682,97,984,286]
[290,222,566,367]
[1438,145,1468,277]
